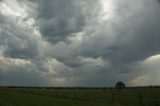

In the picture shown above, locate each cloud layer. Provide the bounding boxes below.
[0,0,160,87]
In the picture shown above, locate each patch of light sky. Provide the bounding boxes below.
[100,0,115,21]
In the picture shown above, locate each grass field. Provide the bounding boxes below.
[0,87,160,106]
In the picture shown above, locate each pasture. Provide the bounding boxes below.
[0,87,160,106]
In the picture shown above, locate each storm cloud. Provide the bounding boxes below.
[0,0,160,87]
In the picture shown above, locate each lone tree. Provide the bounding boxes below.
[115,81,125,89]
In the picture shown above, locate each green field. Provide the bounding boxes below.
[0,87,160,106]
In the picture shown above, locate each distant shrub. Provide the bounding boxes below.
[115,81,125,89]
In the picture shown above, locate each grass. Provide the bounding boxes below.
[0,89,115,106]
[0,87,160,106]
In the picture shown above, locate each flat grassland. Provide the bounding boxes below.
[0,87,159,106]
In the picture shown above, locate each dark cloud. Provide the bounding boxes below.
[26,0,100,44]
[0,18,38,59]
[108,0,160,64]
[48,0,160,86]
[0,56,51,86]
[71,0,160,65]
[0,0,160,87]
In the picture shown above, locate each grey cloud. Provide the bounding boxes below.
[0,57,49,86]
[69,0,160,65]
[108,0,160,64]
[1,0,160,86]
[0,14,38,59]
[27,0,100,44]
[48,0,160,86]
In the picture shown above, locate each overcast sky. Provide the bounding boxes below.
[0,0,160,87]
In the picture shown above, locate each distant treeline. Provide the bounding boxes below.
[0,86,160,89]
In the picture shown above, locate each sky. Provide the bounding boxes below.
[0,0,160,87]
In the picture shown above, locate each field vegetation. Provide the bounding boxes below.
[0,87,159,106]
